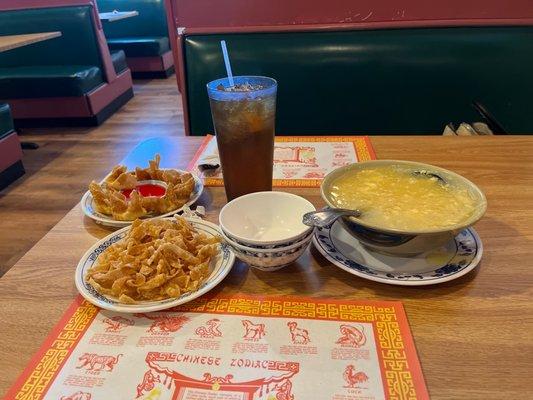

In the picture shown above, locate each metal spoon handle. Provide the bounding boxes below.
[302,209,361,228]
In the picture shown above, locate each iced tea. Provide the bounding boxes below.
[207,76,277,200]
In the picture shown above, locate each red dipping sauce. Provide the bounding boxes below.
[122,181,167,199]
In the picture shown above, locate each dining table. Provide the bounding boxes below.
[99,11,139,22]
[0,135,531,399]
[0,32,62,53]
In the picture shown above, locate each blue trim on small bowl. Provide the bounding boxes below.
[230,239,310,258]
[221,227,314,250]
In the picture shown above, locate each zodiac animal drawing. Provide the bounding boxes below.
[136,370,161,398]
[60,392,92,400]
[76,353,122,372]
[242,320,266,340]
[135,313,190,334]
[336,324,366,348]
[195,318,222,338]
[343,365,369,388]
[287,321,311,345]
[102,316,134,333]
[274,379,294,400]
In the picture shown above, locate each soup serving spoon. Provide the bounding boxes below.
[302,208,362,228]
[412,170,446,184]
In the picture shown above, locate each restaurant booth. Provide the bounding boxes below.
[179,27,533,136]
[0,0,134,126]
[1,2,533,400]
[0,103,24,190]
[97,0,175,78]
[171,0,533,136]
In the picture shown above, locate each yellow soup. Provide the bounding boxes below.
[329,165,479,231]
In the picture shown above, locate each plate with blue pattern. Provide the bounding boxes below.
[75,217,235,312]
[312,220,482,286]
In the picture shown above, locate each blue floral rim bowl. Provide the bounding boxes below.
[220,228,312,271]
[321,160,487,257]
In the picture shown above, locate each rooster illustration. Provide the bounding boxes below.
[343,365,369,388]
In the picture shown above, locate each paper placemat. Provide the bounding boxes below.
[188,136,376,188]
[5,294,428,400]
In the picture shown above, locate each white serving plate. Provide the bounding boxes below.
[313,220,482,286]
[81,169,203,228]
[75,217,235,313]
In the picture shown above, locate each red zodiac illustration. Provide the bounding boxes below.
[135,313,190,334]
[274,146,316,164]
[287,321,311,345]
[336,324,366,348]
[242,320,266,340]
[343,365,369,388]
[274,379,294,400]
[60,392,92,400]
[303,171,325,179]
[136,370,161,398]
[102,316,134,333]
[76,353,122,372]
[282,170,299,179]
[195,318,222,338]
[202,373,234,383]
[140,353,300,399]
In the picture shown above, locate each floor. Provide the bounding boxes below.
[0,77,184,277]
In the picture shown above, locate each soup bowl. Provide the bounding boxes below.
[321,160,487,256]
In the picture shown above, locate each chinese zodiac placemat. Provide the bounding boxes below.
[4,294,428,400]
[188,136,377,188]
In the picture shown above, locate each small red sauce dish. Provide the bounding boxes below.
[121,180,167,199]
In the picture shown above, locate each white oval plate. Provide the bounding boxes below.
[81,170,204,228]
[313,220,482,286]
[75,218,235,312]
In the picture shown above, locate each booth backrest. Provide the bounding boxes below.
[97,0,169,38]
[0,6,104,71]
[183,26,533,135]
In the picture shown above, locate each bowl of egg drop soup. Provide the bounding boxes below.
[321,160,487,256]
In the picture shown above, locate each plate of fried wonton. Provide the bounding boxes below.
[75,216,235,313]
[81,155,203,228]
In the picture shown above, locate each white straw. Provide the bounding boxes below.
[220,40,234,87]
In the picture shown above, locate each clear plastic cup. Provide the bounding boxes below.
[207,76,277,200]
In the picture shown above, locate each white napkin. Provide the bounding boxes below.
[198,154,220,171]
[442,122,493,136]
[176,205,205,219]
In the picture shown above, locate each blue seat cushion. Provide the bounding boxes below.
[0,103,14,139]
[0,66,103,98]
[107,36,170,57]
[110,50,128,73]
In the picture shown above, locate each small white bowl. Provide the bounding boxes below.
[219,191,316,246]
[221,230,313,271]
[220,227,313,253]
[221,225,313,250]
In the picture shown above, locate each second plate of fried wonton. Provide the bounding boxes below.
[75,216,235,313]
